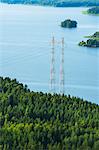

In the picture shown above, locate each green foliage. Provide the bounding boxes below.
[79,39,99,47]
[79,32,99,48]
[61,19,77,28]
[86,39,99,47]
[78,41,86,46]
[0,77,99,149]
[86,32,99,40]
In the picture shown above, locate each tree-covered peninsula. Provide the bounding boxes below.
[85,7,99,15]
[61,19,77,28]
[0,77,99,149]
[0,0,99,7]
[79,32,99,48]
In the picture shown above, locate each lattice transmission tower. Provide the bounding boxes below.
[59,37,65,94]
[50,37,65,94]
[50,36,56,93]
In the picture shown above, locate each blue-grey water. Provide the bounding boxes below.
[0,4,99,104]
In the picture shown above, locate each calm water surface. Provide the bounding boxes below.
[0,4,99,104]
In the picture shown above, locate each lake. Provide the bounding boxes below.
[0,4,99,104]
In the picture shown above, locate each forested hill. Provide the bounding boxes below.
[0,0,99,7]
[0,77,99,149]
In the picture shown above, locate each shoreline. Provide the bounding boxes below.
[0,2,98,8]
[82,10,99,16]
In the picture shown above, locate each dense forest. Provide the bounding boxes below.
[0,77,99,149]
[0,0,99,7]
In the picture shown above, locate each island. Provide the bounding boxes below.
[84,7,99,15]
[61,19,77,28]
[79,32,99,48]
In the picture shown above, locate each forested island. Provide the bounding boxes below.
[79,32,99,48]
[0,0,99,7]
[85,7,99,15]
[0,77,99,149]
[61,19,77,28]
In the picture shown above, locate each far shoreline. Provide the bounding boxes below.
[0,2,98,8]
